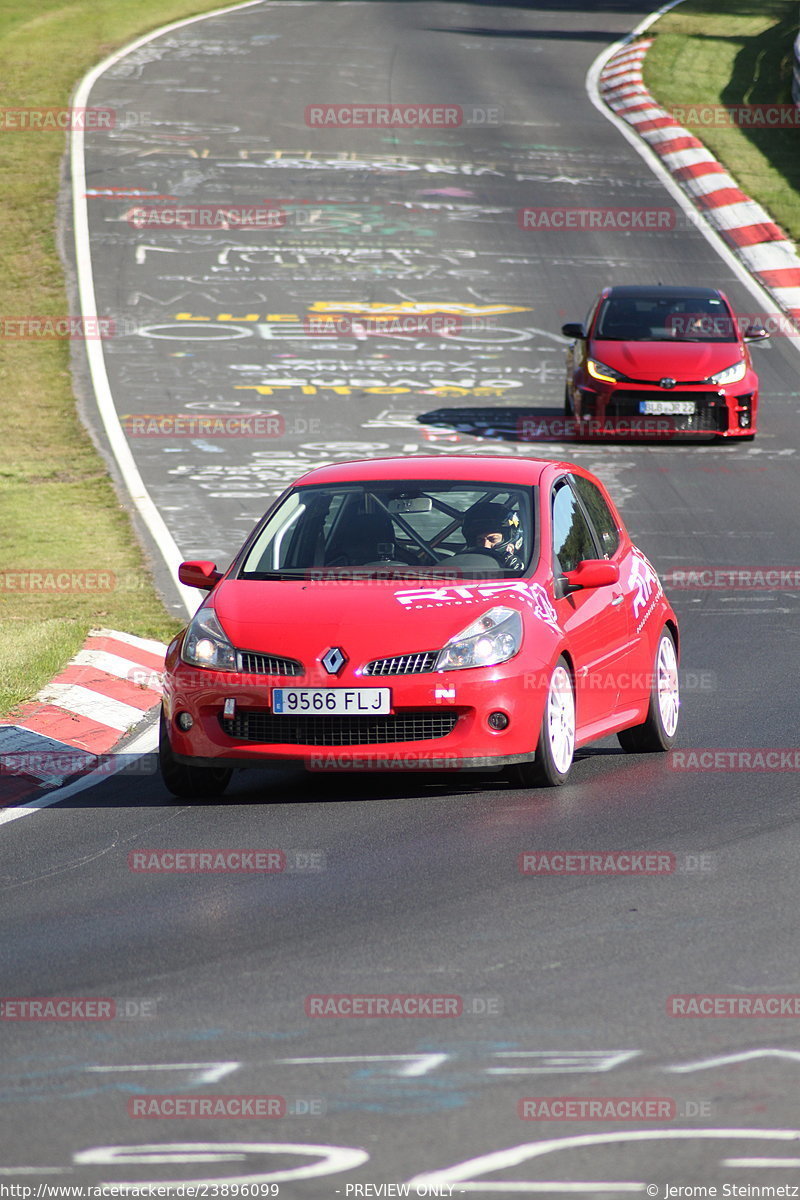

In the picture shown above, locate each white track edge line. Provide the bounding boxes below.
[7,2,265,819]
[586,0,800,363]
[0,716,160,825]
[4,1,274,820]
[70,0,268,619]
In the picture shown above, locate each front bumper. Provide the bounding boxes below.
[576,383,757,436]
[163,660,549,770]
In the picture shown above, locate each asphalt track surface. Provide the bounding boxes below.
[3,0,800,1189]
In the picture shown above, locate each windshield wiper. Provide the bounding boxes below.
[354,567,439,580]
[238,570,310,581]
[670,335,728,343]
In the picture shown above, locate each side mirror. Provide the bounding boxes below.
[561,322,586,339]
[562,559,620,593]
[742,323,769,342]
[178,560,222,591]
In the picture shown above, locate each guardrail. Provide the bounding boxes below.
[794,30,800,105]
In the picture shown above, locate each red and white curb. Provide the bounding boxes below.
[599,38,800,328]
[0,628,165,804]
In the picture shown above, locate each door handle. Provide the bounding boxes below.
[611,594,625,606]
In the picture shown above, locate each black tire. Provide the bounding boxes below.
[617,627,679,753]
[158,710,232,798]
[507,656,575,787]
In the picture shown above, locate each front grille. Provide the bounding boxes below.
[363,651,439,676]
[238,651,304,676]
[607,390,728,433]
[221,710,459,745]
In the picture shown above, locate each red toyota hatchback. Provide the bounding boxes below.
[562,284,767,439]
[159,456,680,796]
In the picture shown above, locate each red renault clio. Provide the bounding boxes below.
[159,456,680,796]
[562,284,767,439]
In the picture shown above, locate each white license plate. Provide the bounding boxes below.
[271,687,391,715]
[639,400,696,416]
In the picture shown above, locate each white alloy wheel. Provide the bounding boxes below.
[547,662,576,775]
[618,626,680,753]
[656,631,680,738]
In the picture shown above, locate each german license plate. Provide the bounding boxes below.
[271,687,391,715]
[639,400,695,416]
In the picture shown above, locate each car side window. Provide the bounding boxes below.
[551,480,599,574]
[570,474,620,558]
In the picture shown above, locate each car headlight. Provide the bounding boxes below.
[435,607,522,671]
[707,359,746,385]
[587,358,628,383]
[181,607,237,671]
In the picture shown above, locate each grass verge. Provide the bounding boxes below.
[0,1,243,717]
[643,0,800,243]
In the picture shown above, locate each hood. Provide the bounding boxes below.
[591,339,744,383]
[208,575,554,665]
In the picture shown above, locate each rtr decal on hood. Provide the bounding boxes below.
[395,580,560,627]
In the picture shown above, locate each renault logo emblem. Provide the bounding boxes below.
[321,646,346,675]
[659,377,676,389]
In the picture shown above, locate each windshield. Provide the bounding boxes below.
[239,481,535,579]
[594,294,739,343]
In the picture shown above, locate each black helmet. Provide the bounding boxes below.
[462,501,524,566]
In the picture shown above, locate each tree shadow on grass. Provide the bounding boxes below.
[719,5,800,223]
[654,6,799,236]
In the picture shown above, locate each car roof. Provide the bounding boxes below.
[293,455,570,488]
[603,285,724,301]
